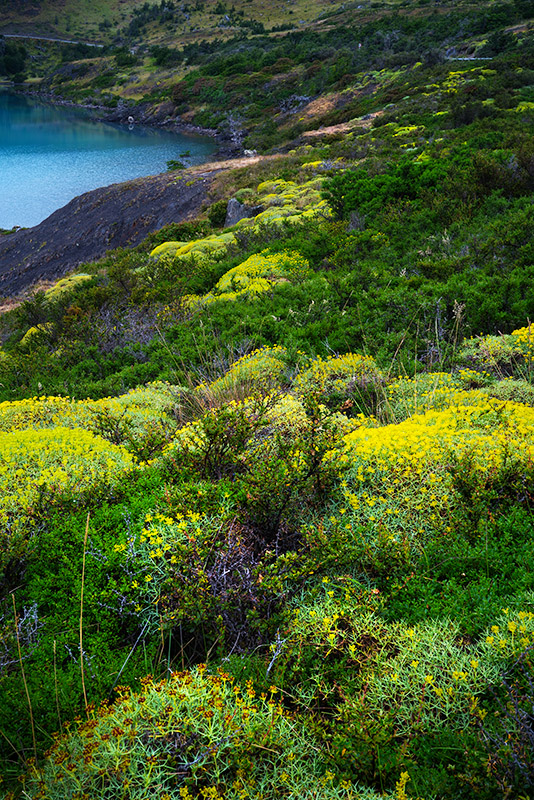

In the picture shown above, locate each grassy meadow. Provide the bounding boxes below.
[2,1,534,798]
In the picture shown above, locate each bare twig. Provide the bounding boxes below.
[79,512,90,711]
[12,593,37,760]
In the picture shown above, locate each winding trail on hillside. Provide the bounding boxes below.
[0,33,103,47]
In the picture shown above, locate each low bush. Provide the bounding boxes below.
[18,665,391,800]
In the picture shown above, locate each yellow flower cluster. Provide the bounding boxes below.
[0,383,177,442]
[184,250,310,309]
[442,68,478,92]
[482,609,534,659]
[294,352,383,397]
[150,231,236,260]
[343,396,534,472]
[511,324,534,360]
[0,395,84,432]
[393,125,422,137]
[254,176,329,220]
[0,426,134,519]
[44,273,92,301]
[460,323,534,369]
[385,372,490,418]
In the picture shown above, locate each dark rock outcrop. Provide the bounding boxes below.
[224,197,263,227]
[0,171,214,296]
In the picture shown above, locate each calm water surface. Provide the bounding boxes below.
[0,92,217,229]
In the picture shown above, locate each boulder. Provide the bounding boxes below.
[224,197,263,228]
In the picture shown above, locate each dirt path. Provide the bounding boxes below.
[188,153,283,174]
[0,33,103,46]
[302,110,383,138]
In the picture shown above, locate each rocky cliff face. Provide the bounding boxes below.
[0,170,213,296]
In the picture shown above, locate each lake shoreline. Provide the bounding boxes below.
[0,169,217,296]
[0,88,221,229]
[9,83,240,159]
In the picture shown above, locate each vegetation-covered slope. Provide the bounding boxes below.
[0,0,343,44]
[3,0,533,143]
[1,2,534,799]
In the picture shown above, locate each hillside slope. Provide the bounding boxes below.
[2,3,534,799]
[0,170,214,295]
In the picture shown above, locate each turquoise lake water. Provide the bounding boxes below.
[0,92,217,229]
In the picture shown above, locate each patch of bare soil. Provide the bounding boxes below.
[302,110,383,138]
[188,153,283,174]
[298,92,343,121]
[0,297,23,314]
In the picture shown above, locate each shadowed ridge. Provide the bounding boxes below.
[0,170,214,296]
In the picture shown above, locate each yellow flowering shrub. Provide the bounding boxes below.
[510,324,534,360]
[343,397,534,472]
[250,206,299,224]
[442,69,477,92]
[0,427,135,516]
[281,595,500,734]
[150,232,236,260]
[0,384,178,450]
[0,426,136,572]
[150,177,330,267]
[43,273,92,301]
[255,177,326,210]
[19,323,53,347]
[460,323,534,371]
[293,352,384,407]
[277,592,534,759]
[333,396,534,549]
[0,395,87,432]
[393,125,422,137]
[481,608,534,660]
[385,370,534,421]
[184,251,310,309]
[149,239,185,258]
[200,345,288,399]
[216,250,309,292]
[384,372,485,419]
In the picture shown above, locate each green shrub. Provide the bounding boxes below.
[322,159,447,220]
[18,665,390,800]
[208,199,228,228]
